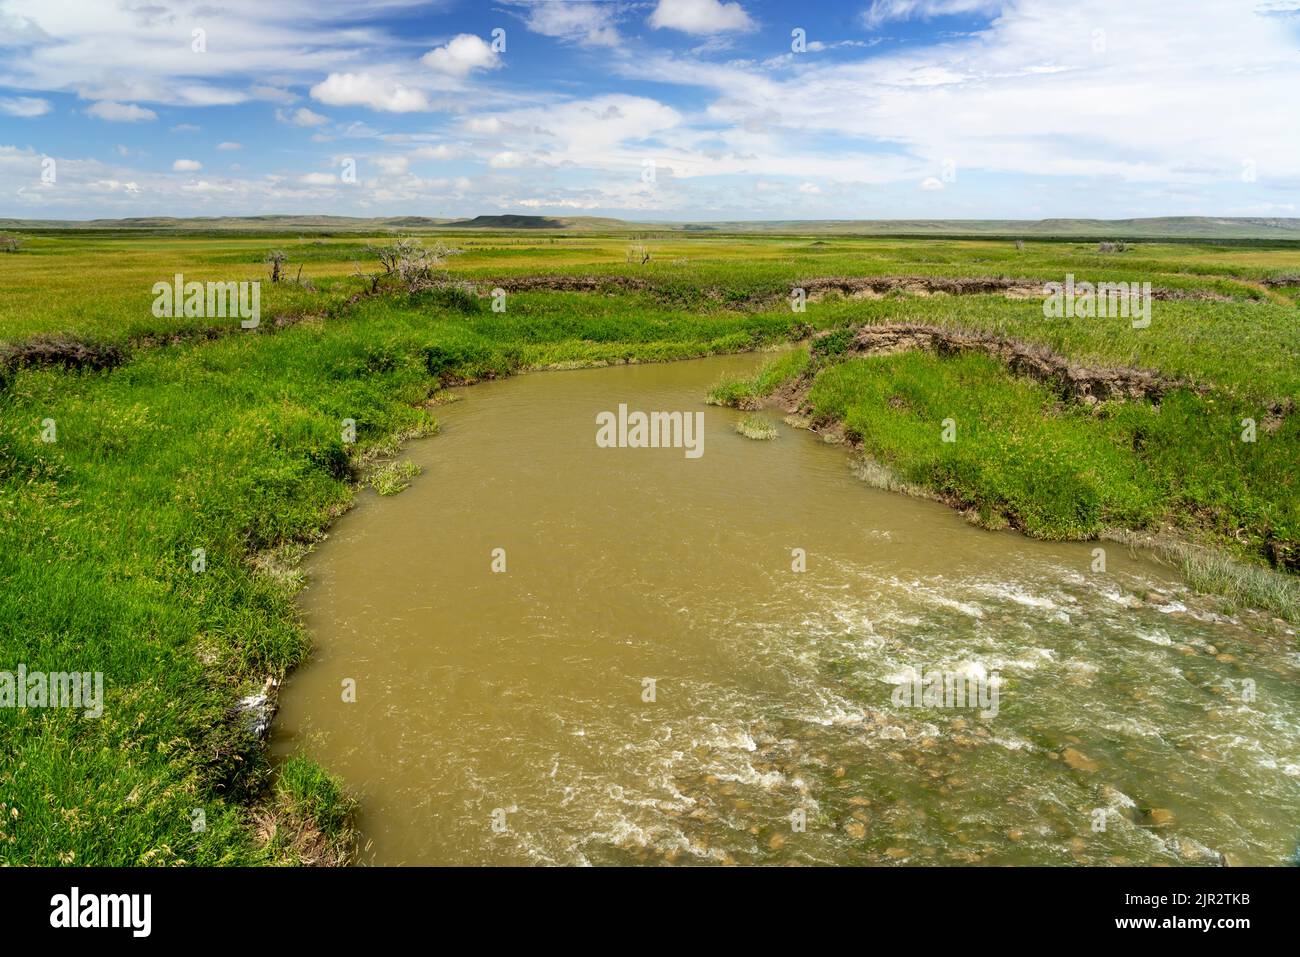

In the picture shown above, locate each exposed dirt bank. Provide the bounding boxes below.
[822,322,1202,404]
[0,334,126,374]
[480,273,1240,305]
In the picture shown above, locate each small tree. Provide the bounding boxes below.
[626,243,650,265]
[363,238,450,291]
[0,233,24,254]
[265,249,287,282]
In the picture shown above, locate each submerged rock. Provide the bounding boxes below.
[1061,747,1101,772]
[1146,808,1176,827]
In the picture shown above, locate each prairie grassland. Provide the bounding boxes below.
[3,232,1298,340]
[0,230,1296,865]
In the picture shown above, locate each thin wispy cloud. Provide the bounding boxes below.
[504,0,624,47]
[0,94,50,116]
[862,0,1002,27]
[86,101,157,122]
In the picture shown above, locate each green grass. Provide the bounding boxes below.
[264,755,357,864]
[0,317,442,864]
[794,293,1300,402]
[810,352,1159,538]
[4,233,1299,343]
[806,351,1298,575]
[1174,547,1300,622]
[709,348,810,407]
[0,231,1296,865]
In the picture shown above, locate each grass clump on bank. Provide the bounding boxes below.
[370,460,421,495]
[1170,546,1300,622]
[809,352,1163,539]
[258,756,357,866]
[709,347,810,408]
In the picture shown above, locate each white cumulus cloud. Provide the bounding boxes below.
[649,0,755,34]
[0,96,52,117]
[311,73,431,112]
[422,34,502,77]
[411,144,457,160]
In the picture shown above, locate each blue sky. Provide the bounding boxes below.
[1,0,1298,221]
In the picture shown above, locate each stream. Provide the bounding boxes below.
[270,351,1300,865]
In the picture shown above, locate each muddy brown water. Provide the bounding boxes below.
[270,351,1300,865]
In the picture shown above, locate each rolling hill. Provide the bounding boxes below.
[2,214,1298,240]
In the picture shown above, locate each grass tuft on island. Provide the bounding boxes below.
[735,414,778,440]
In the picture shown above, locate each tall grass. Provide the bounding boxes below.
[1174,547,1300,622]
[807,352,1298,596]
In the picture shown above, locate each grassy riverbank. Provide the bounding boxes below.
[1,230,1296,863]
[710,337,1300,620]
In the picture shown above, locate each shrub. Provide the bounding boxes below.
[306,441,352,480]
[811,327,856,361]
[422,342,486,379]
[365,238,452,291]
[415,282,481,314]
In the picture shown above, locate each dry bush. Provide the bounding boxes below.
[362,238,453,291]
